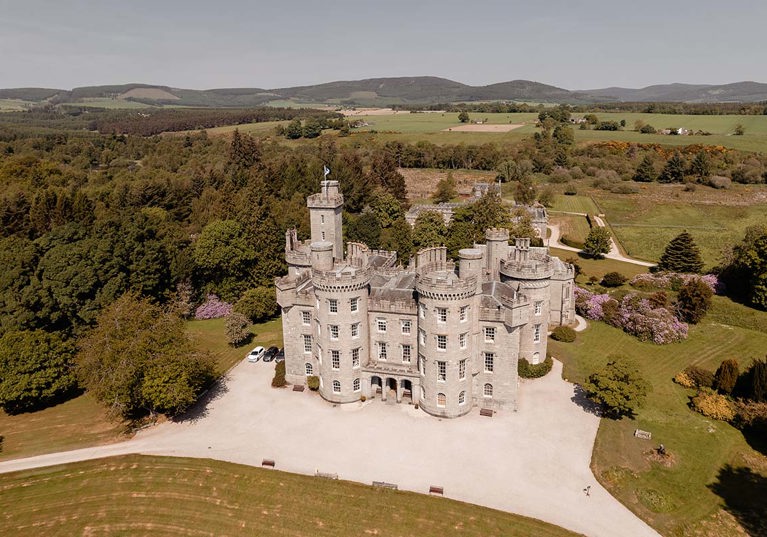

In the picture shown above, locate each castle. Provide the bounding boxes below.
[276,180,576,418]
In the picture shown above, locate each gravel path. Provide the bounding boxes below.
[548,223,655,267]
[0,359,660,537]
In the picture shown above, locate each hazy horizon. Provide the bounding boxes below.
[2,0,765,91]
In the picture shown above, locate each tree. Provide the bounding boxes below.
[658,152,686,183]
[346,211,382,249]
[0,330,78,414]
[302,117,323,139]
[657,231,704,273]
[739,358,767,402]
[234,287,278,323]
[676,278,713,324]
[193,219,256,300]
[552,125,574,145]
[368,190,403,228]
[432,173,458,203]
[381,218,414,262]
[514,176,537,205]
[285,118,303,139]
[734,124,745,136]
[458,110,470,123]
[633,155,657,182]
[367,151,408,205]
[713,359,739,395]
[689,151,711,180]
[732,232,767,309]
[412,211,447,250]
[583,356,650,418]
[76,293,216,418]
[583,227,611,258]
[225,311,251,347]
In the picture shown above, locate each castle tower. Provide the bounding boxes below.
[485,228,510,281]
[307,180,344,260]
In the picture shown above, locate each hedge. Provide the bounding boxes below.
[518,356,553,379]
[551,326,576,342]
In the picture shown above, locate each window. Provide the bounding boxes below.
[350,297,359,312]
[305,363,313,375]
[483,383,493,397]
[532,352,541,365]
[534,301,543,316]
[321,215,325,224]
[459,359,466,380]
[419,328,426,346]
[459,391,466,405]
[302,311,311,325]
[459,333,467,349]
[484,326,496,342]
[352,348,360,368]
[333,380,341,393]
[437,307,447,323]
[353,378,361,392]
[437,335,447,350]
[329,299,338,313]
[378,342,387,360]
[401,320,411,335]
[331,350,340,370]
[351,322,359,338]
[533,324,541,343]
[419,303,426,319]
[418,354,425,375]
[321,231,325,240]
[437,361,446,381]
[377,318,387,333]
[303,335,312,353]
[402,344,412,363]
[460,305,468,322]
[484,352,494,373]
[330,325,339,339]
[437,393,446,407]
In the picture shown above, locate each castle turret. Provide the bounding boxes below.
[307,180,344,260]
[485,228,509,281]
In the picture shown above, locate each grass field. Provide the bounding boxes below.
[549,194,600,214]
[0,98,33,111]
[551,215,591,246]
[549,247,648,283]
[0,455,581,537]
[549,292,767,536]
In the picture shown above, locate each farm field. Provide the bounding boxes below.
[352,111,539,133]
[550,294,767,537]
[0,98,33,111]
[0,455,580,537]
[192,119,290,137]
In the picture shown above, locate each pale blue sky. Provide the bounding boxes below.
[1,0,765,90]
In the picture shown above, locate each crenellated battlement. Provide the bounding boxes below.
[416,269,477,300]
[368,298,417,314]
[313,266,371,292]
[485,227,510,241]
[500,258,555,280]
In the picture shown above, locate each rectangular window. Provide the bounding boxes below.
[484,326,496,342]
[419,328,426,346]
[352,348,360,368]
[437,307,447,323]
[459,359,466,380]
[351,322,359,338]
[459,333,467,349]
[534,324,541,343]
[460,305,468,322]
[484,352,494,373]
[378,342,387,360]
[350,297,359,312]
[437,361,446,381]
[321,215,325,224]
[437,335,447,350]
[329,299,338,313]
[303,335,312,354]
[330,325,339,339]
[301,311,311,325]
[377,319,387,333]
[534,301,543,315]
[402,344,411,363]
[419,303,426,319]
[401,320,411,335]
[331,350,340,370]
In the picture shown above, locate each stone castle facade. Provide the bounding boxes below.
[276,181,576,418]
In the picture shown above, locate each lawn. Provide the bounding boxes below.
[551,215,591,247]
[549,247,648,283]
[0,454,582,537]
[549,194,600,215]
[549,297,767,536]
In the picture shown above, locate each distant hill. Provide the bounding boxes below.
[3,78,766,108]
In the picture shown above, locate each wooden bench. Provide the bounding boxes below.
[261,459,275,468]
[634,429,652,440]
[429,485,444,495]
[292,385,305,392]
[372,481,398,490]
[480,408,494,417]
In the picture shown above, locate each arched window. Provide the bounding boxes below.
[458,391,466,405]
[353,378,361,392]
[437,393,446,407]
[483,383,493,397]
[305,363,313,375]
[332,380,341,393]
[532,352,541,365]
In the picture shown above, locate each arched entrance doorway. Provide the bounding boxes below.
[385,378,397,401]
[401,379,413,403]
[370,376,383,399]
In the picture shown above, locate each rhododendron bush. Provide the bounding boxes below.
[194,294,233,320]
[629,273,725,294]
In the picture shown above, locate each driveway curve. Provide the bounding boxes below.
[0,359,659,537]
[548,222,654,267]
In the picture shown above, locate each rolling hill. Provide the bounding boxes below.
[2,78,766,108]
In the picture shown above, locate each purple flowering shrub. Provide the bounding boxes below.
[575,287,688,344]
[194,294,233,320]
[629,273,725,295]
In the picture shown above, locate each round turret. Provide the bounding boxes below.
[310,241,334,272]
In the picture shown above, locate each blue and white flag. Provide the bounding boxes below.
[323,165,330,178]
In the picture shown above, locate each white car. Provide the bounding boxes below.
[246,346,265,363]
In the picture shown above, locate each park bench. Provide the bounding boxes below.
[292,385,305,392]
[480,408,494,417]
[429,485,444,495]
[261,459,275,468]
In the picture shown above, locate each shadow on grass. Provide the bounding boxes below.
[741,425,767,457]
[570,384,603,416]
[708,464,767,537]
[173,378,230,424]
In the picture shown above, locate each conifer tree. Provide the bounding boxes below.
[633,155,657,182]
[583,227,611,258]
[432,173,457,203]
[689,151,711,180]
[713,359,739,395]
[658,152,686,183]
[657,231,704,273]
